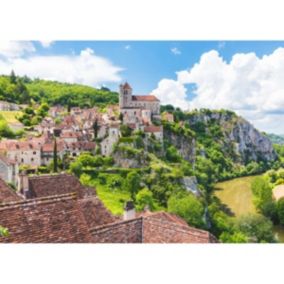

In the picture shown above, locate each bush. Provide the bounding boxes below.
[277,198,284,225]
[135,188,155,211]
[167,194,205,228]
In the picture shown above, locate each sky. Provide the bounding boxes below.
[0,40,284,134]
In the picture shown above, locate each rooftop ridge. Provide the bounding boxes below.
[89,217,143,233]
[0,192,77,210]
[144,216,210,238]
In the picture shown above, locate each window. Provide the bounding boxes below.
[33,151,36,155]
[31,158,34,162]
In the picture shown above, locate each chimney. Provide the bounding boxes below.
[17,171,30,198]
[123,201,136,220]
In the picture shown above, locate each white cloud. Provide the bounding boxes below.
[0,47,123,86]
[39,41,54,48]
[171,47,181,55]
[152,79,190,110]
[125,45,131,50]
[0,41,35,58]
[153,48,284,134]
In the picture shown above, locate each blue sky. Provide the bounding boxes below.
[32,40,284,94]
[1,40,284,134]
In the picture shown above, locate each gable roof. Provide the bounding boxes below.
[132,95,159,102]
[0,193,93,243]
[27,174,95,199]
[0,178,22,203]
[91,211,218,243]
[144,126,162,133]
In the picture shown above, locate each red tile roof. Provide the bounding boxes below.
[0,193,93,243]
[144,126,162,133]
[91,211,218,243]
[26,174,95,199]
[132,95,159,102]
[0,178,22,203]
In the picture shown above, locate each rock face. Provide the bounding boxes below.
[186,110,278,164]
[163,128,196,163]
[113,148,149,168]
[228,117,278,163]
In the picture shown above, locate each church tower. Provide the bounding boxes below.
[119,82,132,108]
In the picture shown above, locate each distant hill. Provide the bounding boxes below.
[0,74,118,108]
[267,133,284,145]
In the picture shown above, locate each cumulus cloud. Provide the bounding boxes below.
[152,79,190,110]
[0,46,123,86]
[153,48,284,134]
[171,47,181,55]
[0,41,35,58]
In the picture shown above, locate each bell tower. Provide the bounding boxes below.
[119,82,132,108]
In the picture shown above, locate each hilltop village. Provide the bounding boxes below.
[0,82,165,186]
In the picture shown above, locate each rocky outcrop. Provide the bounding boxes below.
[163,128,196,163]
[186,110,278,164]
[113,147,149,168]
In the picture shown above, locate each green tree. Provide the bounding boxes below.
[135,188,155,211]
[235,214,276,243]
[124,171,141,200]
[219,231,248,243]
[93,118,100,139]
[165,145,181,162]
[167,194,205,228]
[10,70,16,84]
[70,161,83,177]
[251,176,276,219]
[53,138,58,172]
[277,198,284,225]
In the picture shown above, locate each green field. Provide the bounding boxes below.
[214,175,259,217]
[0,111,22,123]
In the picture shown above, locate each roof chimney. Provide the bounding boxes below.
[17,171,30,199]
[123,201,136,220]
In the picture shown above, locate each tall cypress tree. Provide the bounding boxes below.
[53,137,58,172]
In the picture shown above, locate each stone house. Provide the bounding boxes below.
[0,155,19,186]
[144,125,163,141]
[0,140,41,167]
[101,123,120,156]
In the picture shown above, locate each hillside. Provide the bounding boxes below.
[0,74,118,108]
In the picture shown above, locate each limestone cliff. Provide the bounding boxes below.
[185,110,278,164]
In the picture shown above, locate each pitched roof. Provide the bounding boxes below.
[144,126,162,133]
[0,178,22,203]
[121,82,132,90]
[0,154,16,166]
[132,95,159,102]
[0,193,93,243]
[91,211,218,243]
[26,174,95,199]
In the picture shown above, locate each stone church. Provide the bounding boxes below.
[119,82,160,116]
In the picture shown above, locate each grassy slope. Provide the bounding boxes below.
[214,175,259,217]
[0,111,22,123]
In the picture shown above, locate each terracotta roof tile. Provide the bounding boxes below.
[144,126,162,133]
[132,95,159,102]
[0,179,22,203]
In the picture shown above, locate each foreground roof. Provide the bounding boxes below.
[0,178,22,203]
[91,211,218,243]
